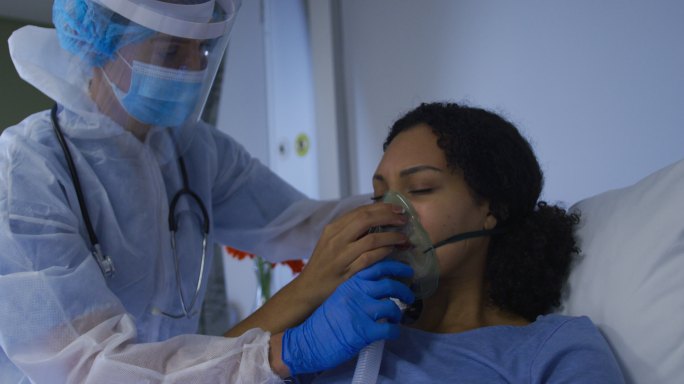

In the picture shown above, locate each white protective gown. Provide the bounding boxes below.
[0,26,366,383]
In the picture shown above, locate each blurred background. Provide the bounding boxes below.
[2,0,683,327]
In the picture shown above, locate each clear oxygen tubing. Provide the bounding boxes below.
[352,191,438,384]
[351,339,386,384]
[351,299,406,384]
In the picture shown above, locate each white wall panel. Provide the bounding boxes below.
[216,0,318,324]
[337,0,684,206]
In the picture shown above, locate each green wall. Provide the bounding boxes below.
[0,17,52,131]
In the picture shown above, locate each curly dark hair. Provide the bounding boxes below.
[384,102,580,321]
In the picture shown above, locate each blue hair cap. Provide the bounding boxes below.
[53,0,154,67]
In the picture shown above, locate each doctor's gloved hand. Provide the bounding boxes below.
[281,260,414,375]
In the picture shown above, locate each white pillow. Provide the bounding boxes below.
[561,157,684,384]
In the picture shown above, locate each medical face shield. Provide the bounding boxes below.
[87,0,238,148]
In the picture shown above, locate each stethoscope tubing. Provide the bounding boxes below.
[51,103,209,318]
[51,104,116,277]
[51,104,101,253]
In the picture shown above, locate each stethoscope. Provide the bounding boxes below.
[51,103,209,319]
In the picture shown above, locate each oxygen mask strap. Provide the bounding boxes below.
[426,227,507,253]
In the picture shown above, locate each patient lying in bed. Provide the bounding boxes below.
[297,102,625,383]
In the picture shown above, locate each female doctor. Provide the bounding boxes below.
[0,0,414,382]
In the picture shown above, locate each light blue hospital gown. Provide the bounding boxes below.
[304,314,626,383]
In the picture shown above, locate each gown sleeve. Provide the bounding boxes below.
[209,128,369,263]
[0,128,282,384]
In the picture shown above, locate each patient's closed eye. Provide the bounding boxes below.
[409,188,433,195]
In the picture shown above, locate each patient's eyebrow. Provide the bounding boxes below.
[373,165,443,181]
[399,165,443,177]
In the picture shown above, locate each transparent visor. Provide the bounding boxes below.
[370,191,440,299]
[93,0,237,154]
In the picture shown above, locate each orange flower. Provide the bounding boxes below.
[225,246,305,274]
[225,246,255,260]
[280,259,305,274]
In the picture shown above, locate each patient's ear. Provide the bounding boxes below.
[484,212,497,230]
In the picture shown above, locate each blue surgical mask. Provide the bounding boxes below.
[104,53,207,127]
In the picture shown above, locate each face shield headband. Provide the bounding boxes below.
[92,0,239,40]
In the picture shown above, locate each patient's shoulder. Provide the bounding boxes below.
[532,313,597,336]
[530,314,610,356]
[530,314,625,383]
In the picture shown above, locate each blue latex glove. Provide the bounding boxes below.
[282,260,415,375]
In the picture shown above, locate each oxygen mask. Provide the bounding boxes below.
[370,191,439,300]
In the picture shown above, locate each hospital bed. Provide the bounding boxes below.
[560,157,684,383]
